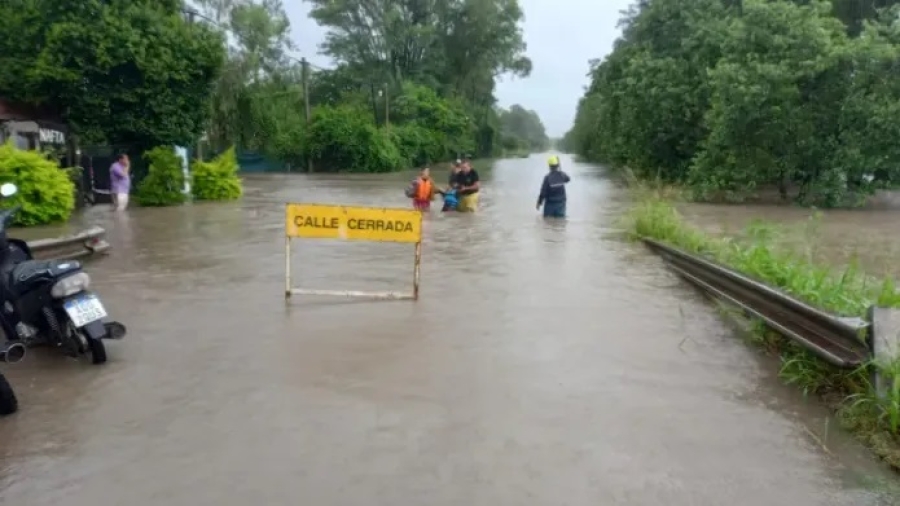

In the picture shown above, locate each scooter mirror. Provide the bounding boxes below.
[0,183,17,197]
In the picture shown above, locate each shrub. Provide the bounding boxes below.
[0,141,75,226]
[391,123,439,166]
[136,146,186,206]
[191,146,242,201]
[304,105,402,172]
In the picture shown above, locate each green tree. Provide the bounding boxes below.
[690,1,852,205]
[303,105,402,172]
[306,0,532,158]
[391,82,476,162]
[201,0,302,156]
[563,0,900,206]
[0,0,225,147]
[498,105,549,153]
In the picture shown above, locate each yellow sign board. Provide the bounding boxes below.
[285,203,422,243]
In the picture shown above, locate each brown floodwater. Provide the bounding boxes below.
[679,202,900,280]
[0,154,897,505]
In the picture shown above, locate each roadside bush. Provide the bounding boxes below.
[627,194,900,469]
[391,82,475,161]
[268,121,307,169]
[191,146,242,201]
[136,146,186,206]
[391,123,441,166]
[0,141,74,226]
[304,105,402,172]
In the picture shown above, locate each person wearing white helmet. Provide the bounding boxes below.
[536,155,570,218]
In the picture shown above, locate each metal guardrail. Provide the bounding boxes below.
[26,226,109,260]
[643,238,871,368]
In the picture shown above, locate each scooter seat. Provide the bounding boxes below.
[9,259,82,294]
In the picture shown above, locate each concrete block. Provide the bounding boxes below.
[867,306,900,399]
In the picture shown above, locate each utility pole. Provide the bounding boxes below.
[184,9,200,160]
[370,84,379,124]
[384,86,389,129]
[184,8,200,195]
[301,57,312,173]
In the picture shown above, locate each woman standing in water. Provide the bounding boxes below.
[109,153,131,211]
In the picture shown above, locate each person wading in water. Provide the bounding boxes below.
[406,167,436,211]
[449,159,462,186]
[536,155,570,218]
[456,158,480,212]
[110,153,131,211]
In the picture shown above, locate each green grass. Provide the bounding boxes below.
[625,192,900,469]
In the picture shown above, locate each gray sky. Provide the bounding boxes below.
[285,1,632,137]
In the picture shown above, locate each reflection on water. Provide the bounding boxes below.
[0,155,896,505]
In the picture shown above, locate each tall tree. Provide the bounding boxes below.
[499,105,549,152]
[197,0,301,153]
[305,0,532,117]
[0,0,225,147]
[564,0,900,206]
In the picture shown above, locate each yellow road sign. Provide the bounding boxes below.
[285,203,422,243]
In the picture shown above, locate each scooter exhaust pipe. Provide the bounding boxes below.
[0,342,26,364]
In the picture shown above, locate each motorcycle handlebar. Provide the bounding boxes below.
[0,206,20,230]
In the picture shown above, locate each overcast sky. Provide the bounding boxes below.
[284,1,632,137]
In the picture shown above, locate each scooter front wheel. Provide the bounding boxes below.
[62,318,107,365]
[88,335,107,364]
[0,373,18,415]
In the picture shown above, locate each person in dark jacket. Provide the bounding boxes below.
[448,159,462,186]
[536,155,570,218]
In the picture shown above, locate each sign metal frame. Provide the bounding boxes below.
[284,203,423,300]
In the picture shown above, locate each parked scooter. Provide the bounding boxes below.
[0,341,23,415]
[0,183,125,364]
[0,372,17,415]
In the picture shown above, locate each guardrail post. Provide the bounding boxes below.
[867,306,900,400]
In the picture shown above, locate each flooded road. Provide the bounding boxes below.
[0,155,897,505]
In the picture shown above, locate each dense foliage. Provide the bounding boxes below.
[0,0,225,148]
[562,0,900,207]
[0,0,548,174]
[136,147,187,206]
[498,105,550,155]
[192,147,243,200]
[303,105,403,172]
[193,0,545,171]
[0,142,75,226]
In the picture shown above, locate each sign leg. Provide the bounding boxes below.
[285,236,292,298]
[413,241,421,300]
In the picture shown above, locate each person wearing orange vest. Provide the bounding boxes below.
[406,167,436,211]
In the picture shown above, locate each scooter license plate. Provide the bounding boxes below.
[63,294,108,327]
